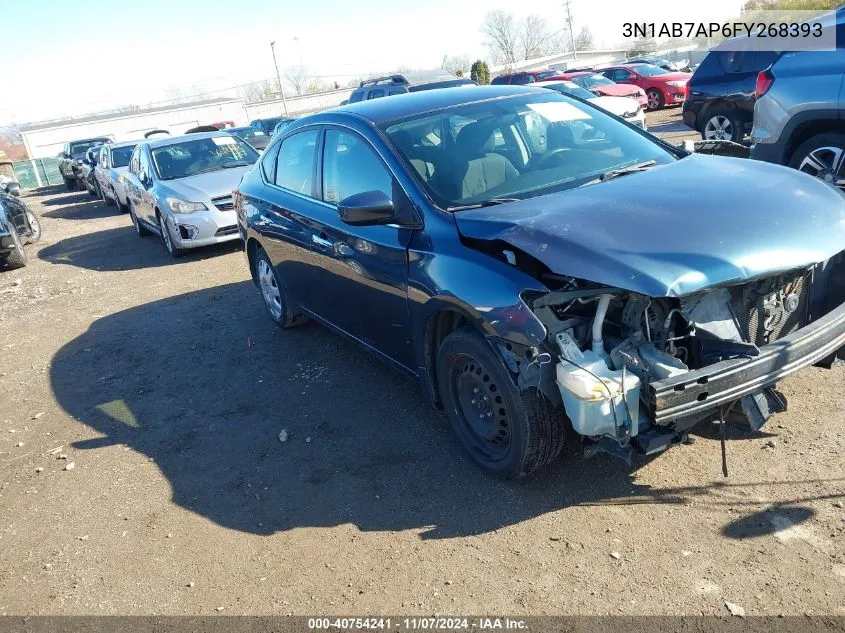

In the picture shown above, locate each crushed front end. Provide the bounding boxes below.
[526,253,845,459]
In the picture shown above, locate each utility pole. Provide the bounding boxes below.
[270,41,289,116]
[563,1,577,61]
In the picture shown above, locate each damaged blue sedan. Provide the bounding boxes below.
[235,85,845,478]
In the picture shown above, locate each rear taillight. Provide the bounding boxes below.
[755,69,774,99]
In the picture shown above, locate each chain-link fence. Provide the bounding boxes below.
[12,158,64,189]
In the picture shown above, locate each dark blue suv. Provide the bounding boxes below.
[683,50,779,142]
[235,85,845,478]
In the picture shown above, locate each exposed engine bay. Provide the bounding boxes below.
[524,255,845,460]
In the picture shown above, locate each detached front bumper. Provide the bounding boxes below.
[649,299,845,423]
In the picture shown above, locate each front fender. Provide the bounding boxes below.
[408,246,550,368]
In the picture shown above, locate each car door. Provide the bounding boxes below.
[96,146,109,191]
[250,129,324,311]
[135,147,157,225]
[306,126,415,367]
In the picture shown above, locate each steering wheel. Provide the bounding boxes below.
[531,147,570,169]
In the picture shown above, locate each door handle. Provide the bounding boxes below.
[311,234,333,249]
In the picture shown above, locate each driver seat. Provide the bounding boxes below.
[452,121,519,200]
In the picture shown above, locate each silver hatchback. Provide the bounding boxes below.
[123,132,259,257]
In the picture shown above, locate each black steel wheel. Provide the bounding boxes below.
[436,327,565,478]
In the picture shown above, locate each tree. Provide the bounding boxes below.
[239,79,276,104]
[481,10,519,65]
[626,37,657,57]
[520,14,553,60]
[442,54,470,76]
[285,65,309,96]
[573,26,595,51]
[470,60,491,85]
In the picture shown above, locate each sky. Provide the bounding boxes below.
[0,0,744,126]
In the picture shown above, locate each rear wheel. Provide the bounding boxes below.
[436,328,565,478]
[702,110,744,142]
[646,88,665,110]
[789,132,845,193]
[2,223,27,269]
[255,247,306,328]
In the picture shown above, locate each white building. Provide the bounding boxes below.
[19,97,249,159]
[489,49,630,76]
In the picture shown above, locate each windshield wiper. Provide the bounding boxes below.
[598,160,657,182]
[220,161,250,169]
[447,198,521,212]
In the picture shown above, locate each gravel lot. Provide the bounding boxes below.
[1,107,843,616]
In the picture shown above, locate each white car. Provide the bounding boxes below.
[95,141,139,212]
[539,80,647,130]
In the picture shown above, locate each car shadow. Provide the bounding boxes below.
[40,198,118,221]
[40,191,98,207]
[38,227,241,271]
[49,282,842,539]
[647,121,695,134]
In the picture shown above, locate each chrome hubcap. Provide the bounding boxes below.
[798,146,845,191]
[258,259,282,320]
[704,115,732,140]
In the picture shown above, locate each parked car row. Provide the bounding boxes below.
[492,63,691,111]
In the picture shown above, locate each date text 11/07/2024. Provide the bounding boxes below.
[622,21,823,39]
[307,618,528,630]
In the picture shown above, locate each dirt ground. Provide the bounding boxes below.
[1,108,843,617]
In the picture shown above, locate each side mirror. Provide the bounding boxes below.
[338,190,394,226]
[138,169,149,186]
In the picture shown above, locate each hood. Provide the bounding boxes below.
[454,155,845,297]
[594,84,642,98]
[113,166,129,176]
[160,166,251,201]
[589,96,641,117]
[652,71,690,83]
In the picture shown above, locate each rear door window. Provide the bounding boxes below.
[273,130,318,196]
[367,89,385,100]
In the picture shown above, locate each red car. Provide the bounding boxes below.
[544,71,648,108]
[491,69,559,85]
[596,64,690,110]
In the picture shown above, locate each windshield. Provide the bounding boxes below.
[543,82,595,100]
[150,136,259,180]
[630,64,668,77]
[111,145,136,168]
[573,74,613,88]
[382,93,675,209]
[535,70,558,80]
[256,117,284,132]
[71,140,108,157]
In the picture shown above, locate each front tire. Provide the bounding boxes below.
[789,132,845,192]
[24,211,41,244]
[101,184,116,206]
[254,248,305,328]
[2,223,27,269]
[646,88,665,111]
[702,110,744,142]
[128,202,152,237]
[436,328,565,478]
[158,212,184,258]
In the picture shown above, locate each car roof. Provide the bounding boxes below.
[144,131,231,149]
[71,137,110,144]
[328,85,537,124]
[109,140,140,149]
